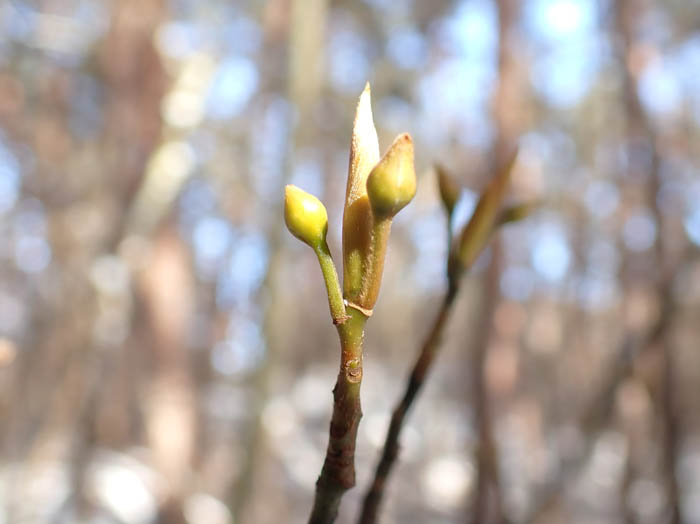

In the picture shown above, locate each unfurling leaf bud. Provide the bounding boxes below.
[366,133,416,219]
[454,148,518,271]
[345,83,380,210]
[284,185,328,249]
[435,164,461,216]
[343,83,380,298]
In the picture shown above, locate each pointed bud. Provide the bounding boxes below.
[456,148,518,270]
[343,83,380,297]
[366,133,416,218]
[284,185,328,249]
[344,83,380,213]
[435,164,461,216]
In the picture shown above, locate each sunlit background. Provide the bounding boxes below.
[1,0,700,523]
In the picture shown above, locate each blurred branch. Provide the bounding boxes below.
[358,282,458,524]
[468,242,506,524]
[358,153,523,524]
[467,1,521,521]
[617,0,683,520]
[661,330,682,524]
[620,447,636,524]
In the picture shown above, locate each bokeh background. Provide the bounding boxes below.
[1,0,700,523]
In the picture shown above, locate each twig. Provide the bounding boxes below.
[358,282,458,524]
[309,308,367,523]
[288,87,416,523]
[358,152,522,524]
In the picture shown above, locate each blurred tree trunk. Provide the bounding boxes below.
[467,1,525,523]
[616,0,683,521]
[231,1,328,522]
[73,0,172,517]
[139,224,196,524]
[2,1,169,516]
[468,249,505,524]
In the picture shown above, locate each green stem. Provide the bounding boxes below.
[309,307,367,523]
[315,240,348,325]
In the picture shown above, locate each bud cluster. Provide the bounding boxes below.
[284,83,416,318]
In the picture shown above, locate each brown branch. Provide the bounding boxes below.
[309,308,367,523]
[358,141,520,524]
[358,282,458,524]
[467,0,519,518]
[310,373,362,522]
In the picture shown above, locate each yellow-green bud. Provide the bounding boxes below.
[366,133,416,218]
[284,185,328,248]
[436,164,461,216]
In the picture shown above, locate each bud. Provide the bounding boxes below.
[343,83,380,297]
[435,164,461,216]
[456,148,518,269]
[366,133,416,218]
[345,83,380,212]
[284,185,328,249]
[497,200,539,226]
